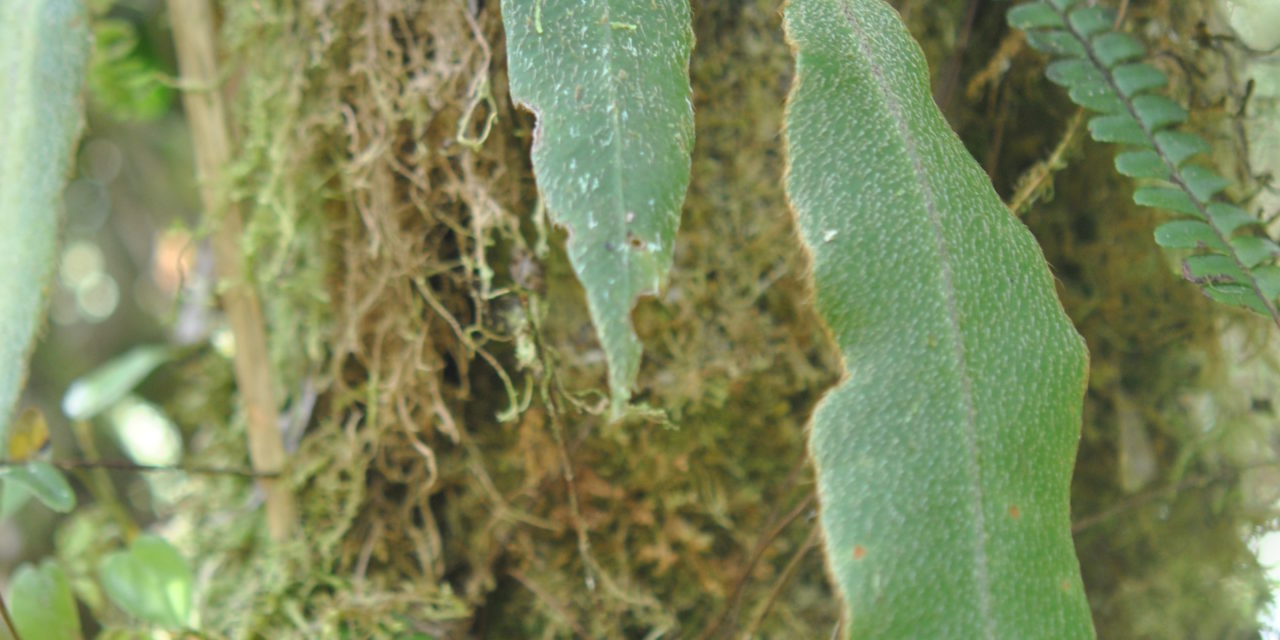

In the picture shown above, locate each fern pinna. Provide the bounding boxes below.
[1009,0,1280,326]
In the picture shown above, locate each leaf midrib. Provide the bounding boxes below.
[838,2,995,636]
[604,3,631,296]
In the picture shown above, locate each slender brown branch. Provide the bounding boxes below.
[1072,477,1211,534]
[508,568,589,639]
[0,458,276,477]
[1008,109,1087,216]
[697,462,815,640]
[937,0,982,113]
[741,521,822,639]
[0,590,21,640]
[166,0,295,539]
[1071,460,1280,534]
[70,420,138,539]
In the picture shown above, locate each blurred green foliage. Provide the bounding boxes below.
[87,17,173,123]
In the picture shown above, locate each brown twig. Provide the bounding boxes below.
[1008,109,1088,216]
[1073,472,1217,534]
[966,31,1025,101]
[545,394,597,593]
[741,521,822,639]
[508,567,589,639]
[166,0,295,539]
[0,458,276,477]
[69,420,138,540]
[937,0,982,114]
[1071,459,1280,534]
[697,459,815,640]
[0,591,21,640]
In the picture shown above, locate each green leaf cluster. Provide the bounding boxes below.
[1009,0,1280,323]
[87,17,175,122]
[8,560,81,640]
[5,535,194,639]
[98,535,195,630]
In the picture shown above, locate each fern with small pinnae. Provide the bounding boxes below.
[1009,1,1280,326]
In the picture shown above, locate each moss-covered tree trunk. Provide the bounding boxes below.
[180,1,1274,637]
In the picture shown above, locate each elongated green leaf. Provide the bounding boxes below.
[784,1,1094,637]
[0,0,91,443]
[8,560,82,640]
[1154,220,1227,252]
[0,460,76,513]
[99,534,193,629]
[501,0,694,418]
[61,345,173,420]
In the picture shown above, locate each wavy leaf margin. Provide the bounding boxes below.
[784,0,1095,636]
[501,0,695,418]
[0,0,92,442]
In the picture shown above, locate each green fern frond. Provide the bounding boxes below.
[1009,0,1280,325]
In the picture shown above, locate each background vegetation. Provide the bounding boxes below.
[7,0,1280,637]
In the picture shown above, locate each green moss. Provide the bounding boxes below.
[160,0,1277,637]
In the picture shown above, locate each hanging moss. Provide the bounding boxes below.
[149,0,1279,638]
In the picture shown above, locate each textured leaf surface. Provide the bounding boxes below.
[783,1,1094,637]
[501,0,694,417]
[0,0,90,442]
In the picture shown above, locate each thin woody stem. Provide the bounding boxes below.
[166,0,296,539]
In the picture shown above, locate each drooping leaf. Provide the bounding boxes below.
[98,534,193,629]
[61,345,173,421]
[0,0,91,447]
[0,460,76,513]
[8,560,82,640]
[783,1,1094,637]
[1009,0,1280,324]
[501,0,694,418]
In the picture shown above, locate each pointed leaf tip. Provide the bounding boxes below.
[500,0,694,418]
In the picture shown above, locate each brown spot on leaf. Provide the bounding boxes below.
[852,545,866,560]
[1009,504,1020,519]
